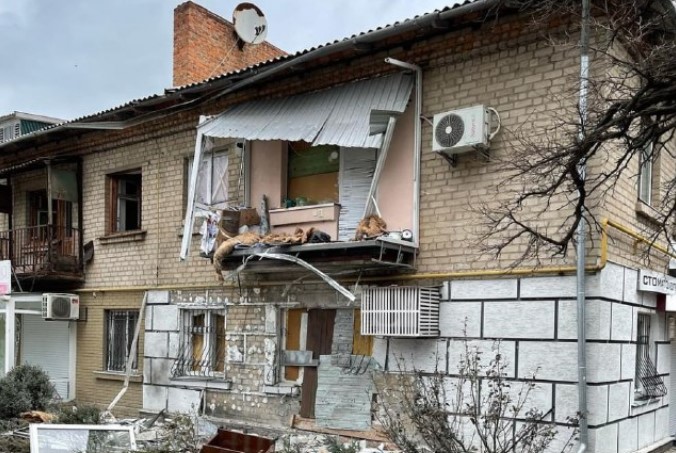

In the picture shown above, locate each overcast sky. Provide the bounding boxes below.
[0,0,456,121]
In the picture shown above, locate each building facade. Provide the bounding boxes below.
[0,1,674,452]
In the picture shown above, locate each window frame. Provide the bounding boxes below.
[105,310,139,373]
[186,148,230,217]
[638,143,653,205]
[634,312,667,400]
[286,142,340,206]
[282,308,307,384]
[174,308,226,379]
[107,170,142,234]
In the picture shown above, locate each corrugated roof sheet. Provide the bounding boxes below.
[200,73,414,148]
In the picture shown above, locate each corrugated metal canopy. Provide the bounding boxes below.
[199,73,414,148]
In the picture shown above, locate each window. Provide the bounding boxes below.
[27,190,73,238]
[634,313,666,399]
[106,310,139,372]
[286,142,339,206]
[187,150,229,214]
[107,171,142,233]
[638,145,653,204]
[173,309,225,377]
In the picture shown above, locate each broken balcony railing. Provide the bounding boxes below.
[637,352,667,397]
[0,225,82,277]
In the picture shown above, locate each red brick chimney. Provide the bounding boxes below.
[173,1,286,87]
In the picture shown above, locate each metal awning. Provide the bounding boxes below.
[198,73,414,148]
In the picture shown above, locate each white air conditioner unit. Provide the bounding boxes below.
[42,293,79,321]
[361,286,440,337]
[432,105,500,155]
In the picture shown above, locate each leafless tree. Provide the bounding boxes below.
[374,340,578,453]
[479,0,676,262]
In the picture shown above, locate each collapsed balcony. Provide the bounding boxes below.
[0,225,83,282]
[181,73,420,280]
[218,235,417,276]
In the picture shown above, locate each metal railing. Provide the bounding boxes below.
[171,327,225,378]
[0,225,82,276]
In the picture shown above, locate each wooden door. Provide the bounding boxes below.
[300,309,335,418]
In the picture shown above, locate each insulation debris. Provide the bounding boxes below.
[354,215,388,241]
[19,411,56,423]
[213,227,330,280]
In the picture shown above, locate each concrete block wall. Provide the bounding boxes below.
[385,262,671,453]
[142,288,298,426]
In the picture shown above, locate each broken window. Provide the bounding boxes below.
[29,424,136,453]
[106,310,139,372]
[28,190,73,231]
[173,309,226,378]
[635,313,667,399]
[107,170,142,233]
[187,149,229,214]
[286,142,339,206]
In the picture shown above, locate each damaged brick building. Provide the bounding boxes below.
[1,1,676,452]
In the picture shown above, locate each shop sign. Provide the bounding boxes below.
[638,269,676,295]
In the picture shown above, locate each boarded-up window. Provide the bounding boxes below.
[174,309,226,377]
[284,308,305,382]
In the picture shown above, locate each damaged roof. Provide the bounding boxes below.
[0,0,495,154]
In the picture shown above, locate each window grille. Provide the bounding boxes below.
[106,310,139,372]
[172,309,226,378]
[361,286,440,337]
[636,313,667,397]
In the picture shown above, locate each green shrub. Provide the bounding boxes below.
[0,379,31,419]
[6,364,55,411]
[56,404,102,425]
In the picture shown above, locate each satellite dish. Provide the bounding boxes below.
[233,3,268,45]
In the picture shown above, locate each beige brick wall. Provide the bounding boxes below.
[76,290,145,416]
[7,12,665,283]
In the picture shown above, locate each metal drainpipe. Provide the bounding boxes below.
[576,0,591,450]
[384,58,422,247]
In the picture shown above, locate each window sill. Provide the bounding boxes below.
[99,230,147,245]
[635,201,662,226]
[94,371,142,383]
[262,384,300,396]
[171,376,232,389]
[631,391,661,408]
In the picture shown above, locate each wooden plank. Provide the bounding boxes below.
[284,309,304,381]
[291,415,391,443]
[352,309,373,356]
